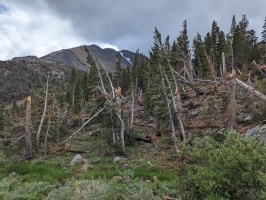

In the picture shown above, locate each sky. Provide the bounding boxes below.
[0,0,266,60]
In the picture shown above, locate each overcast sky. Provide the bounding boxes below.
[0,0,266,60]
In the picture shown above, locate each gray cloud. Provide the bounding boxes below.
[1,0,266,60]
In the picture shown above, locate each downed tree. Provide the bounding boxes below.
[236,78,266,102]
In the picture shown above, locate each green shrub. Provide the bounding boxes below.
[0,178,55,200]
[179,131,266,199]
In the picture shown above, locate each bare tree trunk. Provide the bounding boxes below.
[164,73,186,142]
[130,89,134,129]
[25,96,33,160]
[236,78,266,102]
[45,108,51,156]
[116,111,125,153]
[72,85,75,107]
[222,52,226,78]
[161,77,180,153]
[64,106,106,143]
[243,74,257,122]
[57,106,68,141]
[36,74,49,151]
[188,52,194,82]
[116,94,125,153]
[226,70,237,131]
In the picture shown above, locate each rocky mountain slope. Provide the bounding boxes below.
[42,45,136,72]
[0,45,139,104]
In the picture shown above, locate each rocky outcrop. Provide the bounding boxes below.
[244,123,266,142]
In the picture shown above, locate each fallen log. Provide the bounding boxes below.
[236,78,266,102]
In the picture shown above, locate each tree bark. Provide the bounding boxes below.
[226,70,237,131]
[36,74,49,151]
[64,106,106,143]
[162,77,180,153]
[222,52,226,78]
[243,75,257,122]
[236,78,266,102]
[25,96,33,160]
[130,89,134,129]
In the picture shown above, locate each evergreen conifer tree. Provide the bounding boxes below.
[262,17,266,45]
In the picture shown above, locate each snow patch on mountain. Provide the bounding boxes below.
[120,52,133,65]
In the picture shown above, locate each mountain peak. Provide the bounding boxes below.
[42,44,135,72]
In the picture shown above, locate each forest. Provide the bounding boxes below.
[1,14,266,199]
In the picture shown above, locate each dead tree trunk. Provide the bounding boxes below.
[45,108,52,156]
[226,70,237,131]
[236,78,266,102]
[164,72,186,142]
[115,90,125,153]
[222,52,226,78]
[243,74,257,122]
[36,74,49,151]
[25,96,33,160]
[130,89,134,129]
[162,77,180,153]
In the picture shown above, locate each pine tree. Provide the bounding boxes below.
[120,66,132,96]
[262,17,266,45]
[177,20,190,56]
[229,15,236,41]
[176,20,190,71]
[193,33,210,78]
[0,104,4,132]
[114,53,122,88]
[211,21,220,74]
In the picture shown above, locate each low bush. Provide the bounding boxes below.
[179,131,266,199]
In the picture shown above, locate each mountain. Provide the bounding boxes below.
[42,45,135,72]
[0,44,139,104]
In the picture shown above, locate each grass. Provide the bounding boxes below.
[0,136,182,199]
[0,156,73,183]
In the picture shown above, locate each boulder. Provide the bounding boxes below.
[244,123,266,142]
[113,156,121,163]
[8,172,19,179]
[71,154,84,166]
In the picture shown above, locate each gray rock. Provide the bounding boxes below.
[112,176,123,180]
[113,156,121,162]
[244,124,266,142]
[8,172,19,179]
[71,154,84,166]
[122,175,131,184]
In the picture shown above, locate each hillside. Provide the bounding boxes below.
[0,58,70,104]
[0,45,140,105]
[42,45,136,72]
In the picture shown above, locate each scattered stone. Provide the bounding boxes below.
[244,123,266,142]
[152,176,158,182]
[71,154,84,166]
[112,176,123,180]
[8,172,19,179]
[113,156,121,162]
[80,159,89,172]
[122,175,131,184]
[190,111,200,117]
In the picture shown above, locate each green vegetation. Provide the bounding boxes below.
[1,13,266,199]
[0,132,266,199]
[178,131,266,199]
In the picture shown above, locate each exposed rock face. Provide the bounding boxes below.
[244,123,266,142]
[71,154,84,166]
[42,45,137,72]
